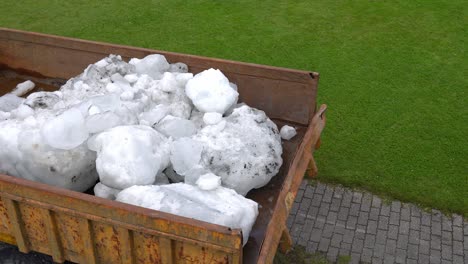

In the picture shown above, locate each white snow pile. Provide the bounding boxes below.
[0,53,286,245]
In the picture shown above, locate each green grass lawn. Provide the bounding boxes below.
[0,0,466,216]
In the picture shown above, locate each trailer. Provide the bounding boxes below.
[0,28,326,263]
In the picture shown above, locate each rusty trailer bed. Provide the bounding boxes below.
[0,28,326,264]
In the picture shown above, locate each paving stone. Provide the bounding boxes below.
[383,254,395,264]
[361,193,372,212]
[380,204,391,217]
[339,246,351,257]
[378,215,389,230]
[419,239,430,255]
[322,224,335,239]
[314,215,326,229]
[372,257,383,264]
[430,234,441,250]
[330,233,343,248]
[373,243,385,258]
[410,204,421,217]
[318,237,330,252]
[343,229,355,244]
[319,202,331,217]
[452,226,463,241]
[352,192,362,204]
[420,225,431,240]
[452,214,463,227]
[296,189,305,201]
[358,211,369,225]
[310,228,323,242]
[465,224,468,235]
[408,229,420,245]
[397,234,409,249]
[306,241,319,252]
[452,240,463,255]
[326,211,338,224]
[361,247,373,263]
[315,182,326,194]
[388,225,399,240]
[298,197,311,212]
[431,209,442,222]
[346,215,358,230]
[410,216,421,230]
[364,233,376,249]
[333,186,344,198]
[401,205,411,221]
[311,193,322,207]
[407,243,419,259]
[441,231,452,245]
[341,241,352,251]
[369,207,380,221]
[323,187,333,203]
[330,197,341,212]
[349,203,360,217]
[291,222,303,237]
[372,195,382,208]
[334,221,346,235]
[326,246,339,262]
[355,226,366,240]
[350,253,361,264]
[375,229,387,245]
[307,205,319,219]
[421,212,432,226]
[385,239,397,255]
[295,211,307,224]
[337,206,349,221]
[341,191,352,208]
[407,259,418,264]
[429,249,441,264]
[291,202,300,215]
[441,216,452,231]
[418,253,430,264]
[391,201,401,212]
[304,185,315,199]
[441,244,452,261]
[432,221,442,236]
[399,220,410,234]
[395,248,407,263]
[452,254,464,264]
[351,237,364,253]
[367,220,378,235]
[390,211,400,225]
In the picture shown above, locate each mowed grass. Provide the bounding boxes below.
[0,1,466,215]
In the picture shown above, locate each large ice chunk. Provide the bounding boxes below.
[0,94,24,112]
[11,80,35,96]
[116,183,258,245]
[185,69,238,114]
[90,125,169,189]
[17,128,98,191]
[170,138,203,175]
[41,108,89,150]
[155,115,197,139]
[194,105,283,196]
[280,125,297,140]
[129,54,170,79]
[94,182,121,200]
